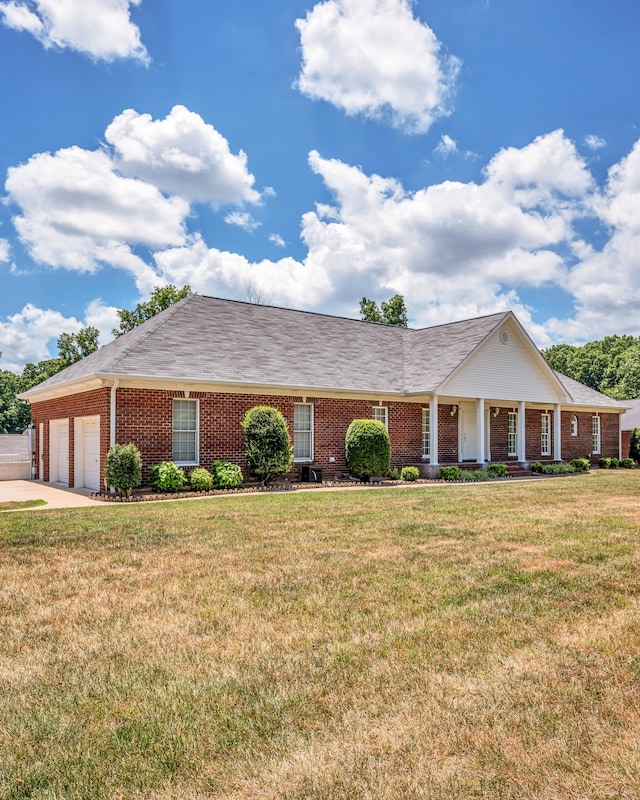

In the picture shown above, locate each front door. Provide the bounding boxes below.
[460,402,477,461]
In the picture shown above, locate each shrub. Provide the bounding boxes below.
[539,462,576,475]
[212,460,244,488]
[400,466,420,481]
[387,468,400,480]
[621,457,635,469]
[189,467,213,491]
[486,463,507,478]
[242,406,292,485]
[345,419,391,481]
[598,457,612,469]
[438,465,462,481]
[570,458,590,472]
[630,428,640,464]
[150,461,186,493]
[610,457,619,469]
[530,461,543,473]
[104,443,142,498]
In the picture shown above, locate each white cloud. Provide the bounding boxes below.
[269,233,286,248]
[4,106,261,278]
[0,239,9,262]
[296,0,460,133]
[434,134,457,157]
[105,106,261,207]
[0,0,148,63]
[151,234,331,309]
[224,211,261,232]
[0,303,82,372]
[84,297,120,343]
[584,134,606,151]
[6,146,188,271]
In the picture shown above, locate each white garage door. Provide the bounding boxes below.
[82,417,101,491]
[50,419,69,485]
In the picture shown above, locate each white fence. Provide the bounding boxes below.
[0,433,34,480]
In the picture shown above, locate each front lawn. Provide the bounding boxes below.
[1,473,639,799]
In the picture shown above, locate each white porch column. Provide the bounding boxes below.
[110,379,119,446]
[476,398,485,466]
[517,401,526,462]
[430,396,439,466]
[554,404,562,461]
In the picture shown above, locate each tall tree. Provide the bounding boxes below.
[359,294,408,327]
[542,335,640,399]
[57,326,100,367]
[112,285,193,337]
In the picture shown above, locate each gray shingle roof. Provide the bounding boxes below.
[621,398,640,429]
[553,373,623,408]
[23,296,509,397]
[18,295,619,410]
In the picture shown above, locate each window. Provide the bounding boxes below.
[508,412,517,457]
[172,399,198,464]
[372,406,388,428]
[422,408,430,458]
[541,413,550,456]
[571,414,578,437]
[293,403,313,461]
[592,415,601,455]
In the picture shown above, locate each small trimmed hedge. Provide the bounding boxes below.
[400,466,420,481]
[212,460,244,489]
[486,463,507,478]
[345,419,391,481]
[598,457,612,469]
[530,461,577,475]
[189,467,214,491]
[621,457,635,469]
[105,443,142,498]
[150,461,186,493]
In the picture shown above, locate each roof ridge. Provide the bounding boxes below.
[101,295,194,373]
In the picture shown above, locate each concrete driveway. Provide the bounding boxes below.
[0,480,103,509]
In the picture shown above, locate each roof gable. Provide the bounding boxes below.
[439,314,569,403]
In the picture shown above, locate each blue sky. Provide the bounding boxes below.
[0,0,639,371]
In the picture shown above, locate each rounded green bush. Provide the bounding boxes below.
[242,406,292,485]
[486,463,507,478]
[105,442,142,497]
[345,419,391,481]
[212,460,244,488]
[570,458,590,472]
[400,466,420,481]
[598,457,611,469]
[437,465,462,481]
[189,467,213,491]
[150,461,186,493]
[610,457,619,468]
[621,457,635,469]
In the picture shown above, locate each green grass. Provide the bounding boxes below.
[0,499,46,511]
[1,472,639,799]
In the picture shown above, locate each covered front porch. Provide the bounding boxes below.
[421,396,563,473]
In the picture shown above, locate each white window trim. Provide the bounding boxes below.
[172,398,199,466]
[592,415,601,455]
[293,403,314,462]
[372,406,388,429]
[422,408,430,459]
[541,413,551,457]
[507,411,518,457]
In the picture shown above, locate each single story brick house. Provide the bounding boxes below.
[19,295,624,491]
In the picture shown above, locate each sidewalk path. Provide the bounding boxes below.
[0,480,103,509]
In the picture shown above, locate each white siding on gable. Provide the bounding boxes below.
[439,320,565,403]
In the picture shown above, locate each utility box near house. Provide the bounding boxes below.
[300,466,322,483]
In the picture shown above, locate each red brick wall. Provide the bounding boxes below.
[622,430,631,458]
[29,387,623,485]
[30,389,110,487]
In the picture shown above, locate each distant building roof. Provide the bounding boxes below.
[621,398,640,430]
